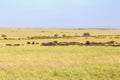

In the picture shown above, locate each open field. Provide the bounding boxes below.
[0,46,120,80]
[0,28,120,80]
[0,28,120,38]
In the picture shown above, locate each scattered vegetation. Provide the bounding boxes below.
[0,28,120,80]
[62,34,66,38]
[83,32,90,39]
[54,34,59,38]
[1,34,7,39]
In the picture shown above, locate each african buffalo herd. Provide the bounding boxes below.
[41,41,120,47]
[6,44,24,46]
[5,41,120,47]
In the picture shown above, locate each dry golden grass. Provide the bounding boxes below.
[0,28,120,46]
[0,46,120,80]
[0,28,120,38]
[0,28,120,80]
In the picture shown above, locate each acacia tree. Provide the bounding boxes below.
[83,33,90,39]
[1,34,7,39]
[62,34,66,38]
[54,34,59,38]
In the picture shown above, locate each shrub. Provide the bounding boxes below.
[1,34,7,39]
[83,33,90,39]
[62,34,66,38]
[83,33,90,37]
[54,34,59,38]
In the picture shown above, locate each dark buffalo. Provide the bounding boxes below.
[32,42,35,45]
[6,44,12,46]
[26,41,31,44]
[85,41,91,45]
[13,44,21,46]
[41,42,57,46]
[58,42,69,46]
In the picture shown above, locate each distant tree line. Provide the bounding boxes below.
[0,33,120,40]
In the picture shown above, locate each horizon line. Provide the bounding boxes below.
[0,26,120,29]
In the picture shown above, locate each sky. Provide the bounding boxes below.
[0,0,120,28]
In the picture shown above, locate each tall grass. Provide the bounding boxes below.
[0,46,119,80]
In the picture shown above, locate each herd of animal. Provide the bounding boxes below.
[41,41,120,47]
[5,41,120,47]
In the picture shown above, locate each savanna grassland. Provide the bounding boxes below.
[0,28,120,80]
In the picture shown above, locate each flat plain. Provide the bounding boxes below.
[0,28,120,80]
